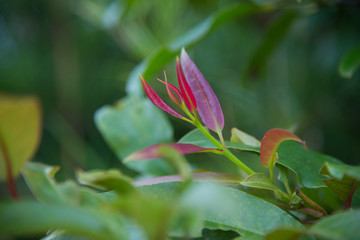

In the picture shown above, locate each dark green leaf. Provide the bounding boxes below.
[277,141,342,188]
[339,42,360,78]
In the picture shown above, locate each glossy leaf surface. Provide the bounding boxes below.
[277,141,341,188]
[180,49,224,132]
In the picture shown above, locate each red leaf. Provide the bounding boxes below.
[180,49,224,131]
[124,143,214,162]
[176,57,197,112]
[260,128,306,168]
[139,74,183,118]
[157,76,183,105]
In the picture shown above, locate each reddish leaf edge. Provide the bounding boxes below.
[260,128,306,168]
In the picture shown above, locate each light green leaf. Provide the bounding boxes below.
[339,43,360,78]
[76,169,135,194]
[310,209,360,240]
[277,141,342,188]
[139,182,304,237]
[241,173,289,201]
[0,94,42,181]
[321,162,360,180]
[95,96,175,176]
[0,201,128,240]
[230,128,261,147]
[179,129,260,153]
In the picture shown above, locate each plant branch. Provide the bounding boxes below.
[295,188,327,216]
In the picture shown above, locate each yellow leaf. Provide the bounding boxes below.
[0,94,42,181]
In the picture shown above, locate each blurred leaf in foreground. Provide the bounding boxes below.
[0,94,42,198]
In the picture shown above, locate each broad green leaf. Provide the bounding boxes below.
[76,169,135,194]
[310,209,360,240]
[230,128,261,147]
[134,172,242,186]
[0,201,128,240]
[139,182,304,237]
[179,128,260,153]
[277,141,341,188]
[241,173,289,201]
[260,129,305,169]
[0,94,42,181]
[95,96,174,176]
[339,42,360,78]
[126,3,261,95]
[320,162,360,206]
[242,12,297,82]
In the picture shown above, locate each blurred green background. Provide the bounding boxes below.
[0,0,359,183]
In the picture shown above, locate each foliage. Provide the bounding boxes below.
[1,0,360,240]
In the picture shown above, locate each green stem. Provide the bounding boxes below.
[269,167,274,183]
[295,188,327,216]
[193,120,255,175]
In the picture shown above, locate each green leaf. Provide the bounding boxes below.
[21,162,64,204]
[241,173,289,201]
[179,129,260,153]
[320,162,360,206]
[277,141,342,188]
[310,209,360,240]
[95,96,174,176]
[126,3,261,95]
[76,169,135,194]
[339,42,360,78]
[230,128,261,147]
[0,201,128,240]
[321,162,360,180]
[0,94,42,181]
[134,171,242,186]
[138,182,304,237]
